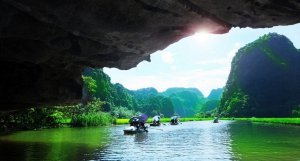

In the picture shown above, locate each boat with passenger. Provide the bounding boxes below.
[170,115,180,125]
[213,116,219,123]
[150,115,161,126]
[124,114,148,134]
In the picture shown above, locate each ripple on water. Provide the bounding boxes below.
[95,121,235,161]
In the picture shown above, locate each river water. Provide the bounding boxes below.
[0,120,300,161]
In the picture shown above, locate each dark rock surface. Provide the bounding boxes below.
[1,0,300,109]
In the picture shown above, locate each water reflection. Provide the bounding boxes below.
[229,121,300,161]
[134,133,148,143]
[1,121,300,160]
[97,121,234,161]
[0,127,110,161]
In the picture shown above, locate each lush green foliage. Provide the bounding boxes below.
[82,76,97,96]
[0,98,117,131]
[0,107,70,130]
[83,68,138,115]
[69,98,116,127]
[110,106,135,118]
[220,88,250,117]
[71,112,114,127]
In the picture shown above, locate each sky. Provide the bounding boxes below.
[104,23,300,97]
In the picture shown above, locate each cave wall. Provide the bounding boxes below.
[1,0,300,109]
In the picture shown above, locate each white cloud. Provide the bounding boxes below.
[193,42,241,66]
[174,43,242,96]
[160,51,174,64]
[104,42,242,97]
[123,69,227,96]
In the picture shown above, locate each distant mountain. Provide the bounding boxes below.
[83,69,223,117]
[220,33,300,117]
[162,88,205,117]
[131,87,158,100]
[207,88,224,100]
[163,87,204,97]
[130,88,175,117]
[196,88,223,114]
[83,68,175,117]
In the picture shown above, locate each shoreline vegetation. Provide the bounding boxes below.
[1,116,300,133]
[221,117,300,125]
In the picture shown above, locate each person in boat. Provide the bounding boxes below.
[129,114,148,131]
[129,116,140,128]
[170,116,179,124]
[151,115,161,126]
[138,114,148,131]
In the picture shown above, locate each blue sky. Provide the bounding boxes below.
[104,24,300,97]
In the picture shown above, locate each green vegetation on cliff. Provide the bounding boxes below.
[220,33,300,117]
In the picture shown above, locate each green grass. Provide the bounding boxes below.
[116,117,213,125]
[116,119,130,124]
[221,117,300,125]
[71,112,116,127]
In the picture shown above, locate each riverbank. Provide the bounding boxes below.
[221,118,300,125]
[116,117,212,124]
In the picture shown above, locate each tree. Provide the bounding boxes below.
[82,76,97,100]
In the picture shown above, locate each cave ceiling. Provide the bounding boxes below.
[1,0,300,109]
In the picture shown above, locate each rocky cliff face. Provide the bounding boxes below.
[220,33,300,117]
[1,0,300,109]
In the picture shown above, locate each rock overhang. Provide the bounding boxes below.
[1,0,300,109]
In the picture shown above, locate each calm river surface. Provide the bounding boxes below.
[1,120,300,161]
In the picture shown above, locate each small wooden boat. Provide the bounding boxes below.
[149,123,161,126]
[150,115,161,126]
[123,126,148,134]
[170,122,179,125]
[125,114,149,134]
